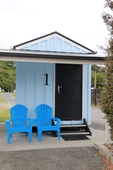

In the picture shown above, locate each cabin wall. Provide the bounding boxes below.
[16,62,91,124]
[16,62,55,118]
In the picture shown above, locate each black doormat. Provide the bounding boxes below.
[61,135,89,141]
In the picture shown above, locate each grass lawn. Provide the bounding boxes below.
[0,93,5,102]
[0,98,5,102]
[0,93,10,122]
[0,108,10,122]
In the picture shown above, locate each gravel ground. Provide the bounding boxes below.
[0,147,107,170]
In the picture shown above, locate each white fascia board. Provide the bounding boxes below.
[0,56,105,65]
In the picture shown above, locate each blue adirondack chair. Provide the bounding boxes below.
[34,104,61,142]
[5,104,34,144]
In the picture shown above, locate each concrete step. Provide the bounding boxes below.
[54,119,92,137]
[60,124,86,128]
[61,131,90,135]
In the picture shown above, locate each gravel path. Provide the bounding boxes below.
[0,147,107,170]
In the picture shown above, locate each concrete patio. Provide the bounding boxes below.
[0,121,106,152]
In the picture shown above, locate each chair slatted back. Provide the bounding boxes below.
[10,104,28,127]
[35,104,52,126]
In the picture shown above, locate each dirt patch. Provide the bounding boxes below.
[104,143,113,156]
[97,151,113,170]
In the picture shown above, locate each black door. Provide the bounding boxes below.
[55,64,82,120]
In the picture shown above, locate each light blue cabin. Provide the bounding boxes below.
[0,32,105,137]
[0,32,105,136]
[12,31,98,135]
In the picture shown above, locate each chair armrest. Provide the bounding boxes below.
[5,120,11,129]
[34,118,41,127]
[27,118,34,127]
[52,117,61,126]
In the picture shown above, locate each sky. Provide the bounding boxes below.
[0,0,110,55]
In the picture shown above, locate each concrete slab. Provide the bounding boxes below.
[0,122,106,152]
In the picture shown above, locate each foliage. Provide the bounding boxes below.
[92,65,105,73]
[101,0,113,140]
[91,65,105,89]
[0,61,16,92]
[91,70,104,88]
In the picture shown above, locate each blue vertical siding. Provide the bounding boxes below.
[40,40,47,50]
[26,63,36,118]
[23,36,86,53]
[16,62,55,118]
[64,41,71,52]
[56,38,62,51]
[49,38,55,51]
[73,46,81,53]
[16,62,26,104]
[35,63,45,106]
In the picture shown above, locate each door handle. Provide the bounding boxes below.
[58,85,62,94]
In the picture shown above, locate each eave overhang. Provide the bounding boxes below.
[0,49,105,65]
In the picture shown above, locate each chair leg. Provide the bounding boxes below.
[57,130,60,140]
[38,131,42,142]
[8,132,11,144]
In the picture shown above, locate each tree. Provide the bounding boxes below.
[101,0,113,140]
[0,61,16,92]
